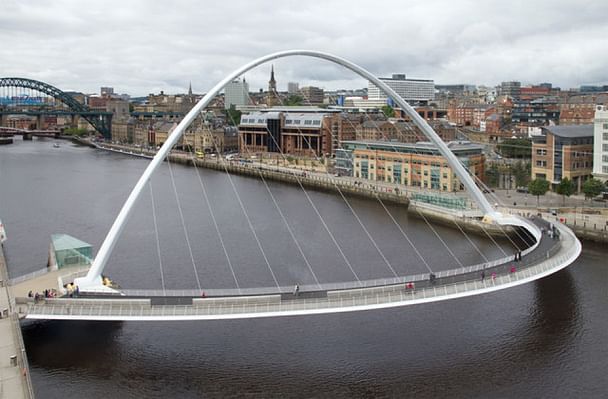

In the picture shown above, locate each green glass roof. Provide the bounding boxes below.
[51,234,92,251]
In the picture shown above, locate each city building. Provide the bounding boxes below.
[435,84,476,96]
[499,81,521,98]
[511,97,560,133]
[238,108,355,157]
[224,78,250,110]
[299,86,324,105]
[447,104,495,128]
[100,87,114,96]
[368,74,434,104]
[337,140,484,191]
[531,124,594,191]
[287,82,299,94]
[560,94,608,125]
[592,105,608,183]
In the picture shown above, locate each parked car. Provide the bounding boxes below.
[516,186,529,193]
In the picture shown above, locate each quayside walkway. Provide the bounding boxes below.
[0,246,34,398]
[17,218,580,321]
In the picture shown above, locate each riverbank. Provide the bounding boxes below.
[0,244,34,399]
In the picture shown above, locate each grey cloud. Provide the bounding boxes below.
[0,0,606,95]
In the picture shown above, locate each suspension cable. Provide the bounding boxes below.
[271,87,399,278]
[166,155,202,291]
[220,116,322,288]
[148,182,166,295]
[198,138,281,289]
[187,144,241,291]
[295,84,435,274]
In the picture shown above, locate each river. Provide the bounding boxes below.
[1,138,606,398]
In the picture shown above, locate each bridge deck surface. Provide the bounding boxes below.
[21,220,579,321]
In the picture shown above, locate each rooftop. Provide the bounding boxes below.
[51,234,91,251]
[543,124,593,138]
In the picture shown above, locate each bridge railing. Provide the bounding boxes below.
[26,225,578,320]
[76,228,559,299]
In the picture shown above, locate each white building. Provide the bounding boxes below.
[368,73,434,103]
[287,82,299,94]
[593,105,608,182]
[224,78,250,109]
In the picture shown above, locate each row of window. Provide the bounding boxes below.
[285,119,321,126]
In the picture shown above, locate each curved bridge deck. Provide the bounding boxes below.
[18,219,580,321]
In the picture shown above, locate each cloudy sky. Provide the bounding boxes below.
[1,0,606,96]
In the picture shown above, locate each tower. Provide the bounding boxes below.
[267,65,278,107]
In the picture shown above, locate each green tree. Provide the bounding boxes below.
[224,105,242,126]
[63,127,88,137]
[582,178,604,199]
[486,164,499,187]
[511,160,531,188]
[285,95,303,106]
[497,138,532,159]
[555,177,575,206]
[381,105,395,118]
[528,178,550,206]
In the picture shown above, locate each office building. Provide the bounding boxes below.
[225,78,250,109]
[531,125,594,191]
[368,74,434,104]
[593,105,608,183]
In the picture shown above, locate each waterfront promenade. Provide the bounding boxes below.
[0,245,33,399]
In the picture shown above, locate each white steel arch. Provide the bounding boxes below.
[76,50,529,291]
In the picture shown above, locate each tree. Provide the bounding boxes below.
[497,138,532,159]
[63,127,88,137]
[486,164,499,187]
[556,177,575,206]
[381,105,395,118]
[582,178,604,199]
[511,160,531,188]
[285,95,303,106]
[224,105,242,126]
[528,178,550,206]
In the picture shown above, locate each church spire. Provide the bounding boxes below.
[188,81,193,96]
[267,65,278,107]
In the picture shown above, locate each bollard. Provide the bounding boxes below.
[2,308,7,318]
[10,355,17,366]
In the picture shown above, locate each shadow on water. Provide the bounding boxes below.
[20,270,582,398]
[22,321,124,375]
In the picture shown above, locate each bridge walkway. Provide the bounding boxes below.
[21,219,579,321]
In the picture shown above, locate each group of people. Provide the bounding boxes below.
[480,270,498,282]
[27,288,57,301]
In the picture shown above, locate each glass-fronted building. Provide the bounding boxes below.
[338,140,485,192]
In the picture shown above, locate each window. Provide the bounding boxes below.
[304,120,312,125]
[286,119,293,124]
[603,132,608,141]
[313,120,321,125]
[604,166,608,173]
[603,123,608,130]
[603,144,608,152]
[294,120,301,124]
[603,155,608,163]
